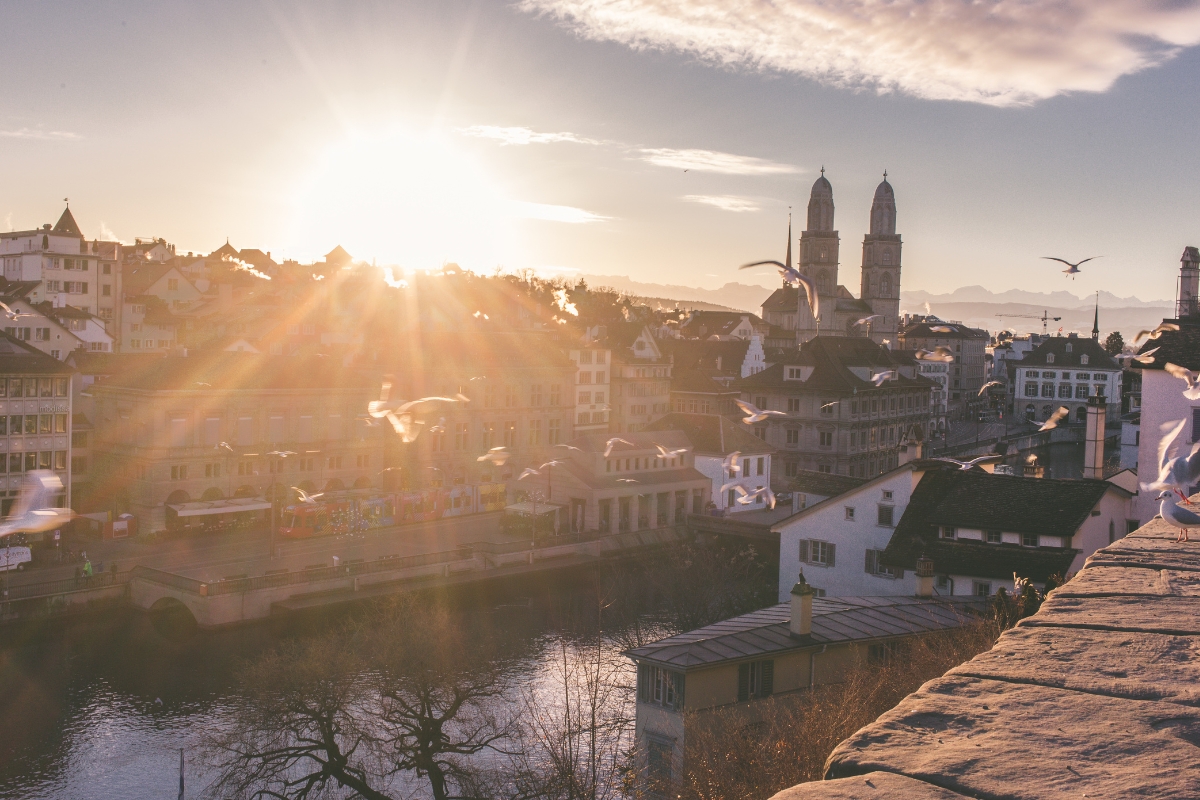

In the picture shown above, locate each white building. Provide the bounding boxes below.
[1010,333,1121,425]
[568,334,611,434]
[643,412,774,514]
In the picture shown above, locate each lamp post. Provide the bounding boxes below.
[266,450,295,557]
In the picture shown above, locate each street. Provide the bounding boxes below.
[7,511,517,587]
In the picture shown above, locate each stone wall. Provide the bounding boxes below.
[772,512,1200,799]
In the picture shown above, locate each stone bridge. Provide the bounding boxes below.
[774,511,1200,798]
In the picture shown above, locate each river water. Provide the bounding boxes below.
[0,572,665,800]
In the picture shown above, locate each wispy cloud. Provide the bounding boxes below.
[512,201,610,224]
[519,0,1200,106]
[641,148,797,175]
[0,128,80,140]
[683,194,760,212]
[457,125,603,146]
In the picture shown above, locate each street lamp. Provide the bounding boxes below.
[266,450,296,557]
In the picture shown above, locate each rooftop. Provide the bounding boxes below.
[1014,333,1120,371]
[628,595,985,670]
[790,469,868,499]
[1134,317,1200,372]
[642,412,774,456]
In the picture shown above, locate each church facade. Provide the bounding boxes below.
[760,172,903,348]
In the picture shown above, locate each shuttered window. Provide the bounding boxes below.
[799,539,835,567]
[637,663,685,710]
[737,660,774,702]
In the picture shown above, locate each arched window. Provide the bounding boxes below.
[1080,355,1089,365]
[816,271,830,295]
[1076,406,1088,423]
[1046,353,1055,364]
[880,273,893,298]
[882,250,892,265]
[819,249,828,262]
[1025,404,1035,417]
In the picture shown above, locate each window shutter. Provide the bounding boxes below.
[798,539,809,564]
[828,542,836,568]
[737,663,749,702]
[865,549,876,575]
[674,672,685,710]
[760,660,774,697]
[638,664,650,703]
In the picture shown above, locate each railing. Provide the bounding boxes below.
[3,569,133,601]
[130,566,207,593]
[205,547,475,595]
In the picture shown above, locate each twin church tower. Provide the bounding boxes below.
[784,170,902,346]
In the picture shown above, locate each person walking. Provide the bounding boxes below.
[82,559,93,577]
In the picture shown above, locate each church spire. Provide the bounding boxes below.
[784,212,792,280]
[1092,292,1100,340]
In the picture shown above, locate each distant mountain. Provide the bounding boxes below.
[900,301,1172,341]
[900,285,1169,310]
[580,274,773,314]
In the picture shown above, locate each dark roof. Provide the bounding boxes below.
[1134,317,1200,372]
[1014,334,1119,371]
[900,319,989,340]
[670,369,738,394]
[660,338,751,377]
[790,469,867,498]
[642,412,774,456]
[564,429,692,457]
[67,352,169,376]
[324,245,353,264]
[93,352,374,392]
[628,596,985,670]
[738,336,935,394]
[678,311,763,338]
[0,332,74,374]
[209,242,239,260]
[761,286,798,313]
[53,207,82,237]
[880,469,1119,581]
[122,264,177,297]
[0,279,40,300]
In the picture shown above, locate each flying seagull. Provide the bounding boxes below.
[1165,363,1200,400]
[1038,407,1070,431]
[654,443,689,459]
[1143,419,1200,501]
[928,325,954,333]
[1042,256,1100,278]
[933,455,1004,471]
[740,261,819,321]
[1157,490,1200,542]
[477,447,510,466]
[854,315,882,328]
[978,381,1003,396]
[517,467,540,481]
[723,451,742,474]
[604,437,635,457]
[1132,347,1160,365]
[870,370,897,387]
[215,441,235,454]
[1134,323,1180,345]
[914,347,954,363]
[291,487,323,504]
[735,398,787,425]
[616,478,638,483]
[555,443,583,452]
[0,471,75,538]
[736,485,777,509]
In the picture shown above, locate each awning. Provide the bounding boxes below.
[504,501,565,516]
[168,498,272,517]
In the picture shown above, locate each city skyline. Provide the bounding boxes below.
[4,1,1200,301]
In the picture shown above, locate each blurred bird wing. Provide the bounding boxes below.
[10,471,62,521]
[734,398,758,416]
[1159,418,1188,470]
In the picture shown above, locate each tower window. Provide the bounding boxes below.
[882,250,891,265]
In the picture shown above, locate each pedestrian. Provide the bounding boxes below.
[82,559,93,577]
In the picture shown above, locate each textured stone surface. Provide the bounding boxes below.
[770,771,970,799]
[824,676,1200,799]
[785,514,1200,798]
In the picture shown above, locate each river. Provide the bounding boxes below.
[0,570,675,800]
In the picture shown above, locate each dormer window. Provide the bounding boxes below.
[786,367,804,380]
[635,340,645,351]
[1080,355,1089,365]
[1046,354,1055,364]
[1064,343,1072,353]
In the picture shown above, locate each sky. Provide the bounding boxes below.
[3,0,1200,302]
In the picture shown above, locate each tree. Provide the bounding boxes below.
[1104,331,1125,356]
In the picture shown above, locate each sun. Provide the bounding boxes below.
[285,127,520,271]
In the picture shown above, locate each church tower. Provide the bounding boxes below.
[859,174,901,344]
[796,169,840,344]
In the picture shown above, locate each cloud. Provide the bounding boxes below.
[641,148,797,174]
[0,128,79,140]
[519,0,1200,106]
[457,125,603,146]
[683,194,760,212]
[512,201,610,224]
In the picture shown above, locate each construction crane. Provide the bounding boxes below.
[994,310,1062,336]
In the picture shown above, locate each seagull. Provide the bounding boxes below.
[0,301,31,321]
[0,471,75,538]
[616,478,639,483]
[367,378,467,443]
[1132,347,1160,365]
[870,370,897,387]
[854,315,882,328]
[266,450,296,459]
[978,381,1003,396]
[723,451,742,474]
[429,417,446,435]
[291,487,323,504]
[555,444,583,452]
[194,382,212,388]
[1165,363,1200,400]
[740,261,819,321]
[821,401,839,411]
[653,443,689,458]
[517,467,540,481]
[720,482,748,495]
[1157,490,1200,542]
[736,486,777,509]
[477,447,510,465]
[1042,256,1100,278]
[1143,419,1200,500]
[914,347,954,363]
[215,442,235,454]
[1038,407,1070,432]
[933,455,1004,471]
[539,460,564,470]
[1134,323,1180,345]
[604,437,634,458]
[735,398,787,424]
[928,325,954,333]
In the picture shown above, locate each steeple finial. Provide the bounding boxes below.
[883,170,887,179]
[1092,291,1100,340]
[820,165,825,176]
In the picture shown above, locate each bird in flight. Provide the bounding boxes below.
[477,447,510,466]
[928,325,954,333]
[518,467,540,481]
[555,443,583,452]
[367,377,468,443]
[1143,419,1200,503]
[978,381,1003,396]
[1134,323,1180,345]
[723,451,742,473]
[915,347,954,363]
[735,485,777,509]
[1042,256,1100,278]
[604,437,635,457]
[854,315,882,328]
[1132,347,1160,365]
[291,487,324,504]
[932,455,1003,471]
[0,471,75,538]
[1038,407,1070,431]
[821,401,839,411]
[740,261,819,321]
[735,398,787,425]
[1165,363,1200,400]
[654,443,689,459]
[870,370,897,387]
[616,478,638,483]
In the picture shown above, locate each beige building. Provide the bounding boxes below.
[605,323,673,434]
[90,352,383,532]
[0,335,74,513]
[628,582,983,793]
[898,317,990,422]
[567,335,611,434]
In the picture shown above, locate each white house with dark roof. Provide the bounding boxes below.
[643,412,775,514]
[1009,332,1121,425]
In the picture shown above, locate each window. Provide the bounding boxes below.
[786,428,799,446]
[1076,373,1091,380]
[1076,384,1089,399]
[1022,533,1037,547]
[819,431,833,447]
[756,457,764,476]
[454,422,469,450]
[877,504,894,526]
[844,506,855,520]
[799,539,835,566]
[985,530,1002,543]
[820,400,834,416]
[530,384,543,406]
[788,398,802,414]
[527,419,542,446]
[1058,384,1072,398]
[1046,354,1055,364]
[503,421,516,448]
[1080,355,1089,365]
[784,461,798,478]
[549,384,561,406]
[973,581,992,597]
[817,464,831,474]
[578,391,592,404]
[646,739,673,793]
[737,659,774,701]
[755,396,767,409]
[940,526,956,539]
[1041,384,1055,398]
[504,386,517,407]
[167,278,179,290]
[102,285,111,296]
[34,328,49,341]
[1042,371,1055,378]
[864,549,898,577]
[72,431,88,447]
[882,490,893,500]
[171,465,188,481]
[754,426,766,440]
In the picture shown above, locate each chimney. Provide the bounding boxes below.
[1083,395,1106,479]
[789,571,815,636]
[916,556,934,598]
